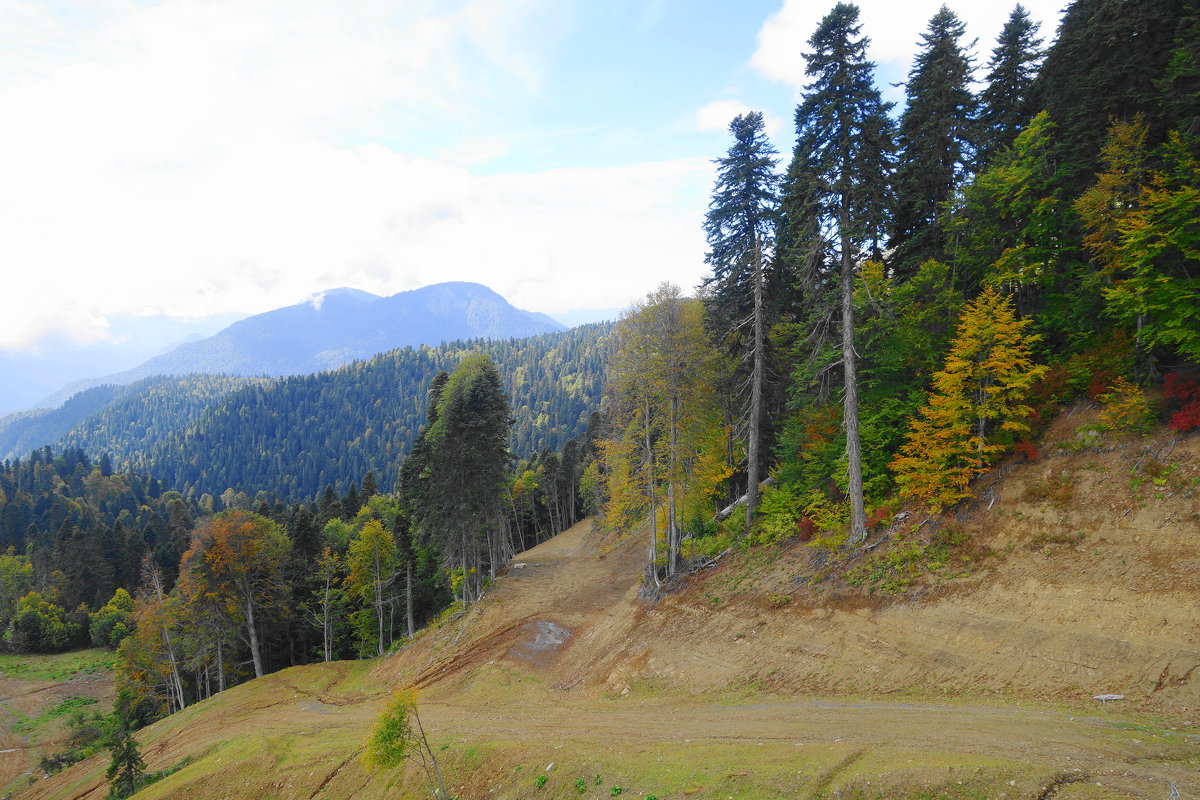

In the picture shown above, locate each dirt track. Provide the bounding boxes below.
[18,426,1200,798]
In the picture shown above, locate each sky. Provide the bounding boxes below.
[0,0,1065,352]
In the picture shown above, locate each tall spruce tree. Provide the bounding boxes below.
[890,5,977,274]
[786,2,894,544]
[411,355,511,604]
[1033,0,1190,192]
[976,5,1043,166]
[701,111,779,534]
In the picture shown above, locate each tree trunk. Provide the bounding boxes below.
[245,597,264,679]
[217,632,226,692]
[644,399,660,587]
[841,212,868,544]
[147,566,186,710]
[161,628,186,711]
[405,561,415,639]
[375,567,386,657]
[322,582,333,663]
[745,233,766,536]
[667,395,680,575]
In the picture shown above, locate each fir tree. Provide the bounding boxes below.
[105,689,146,799]
[976,5,1043,165]
[410,355,512,604]
[701,111,779,533]
[890,5,977,274]
[1033,0,1191,192]
[787,2,894,543]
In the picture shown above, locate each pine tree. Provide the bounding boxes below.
[788,2,894,543]
[976,5,1043,166]
[890,5,977,274]
[702,112,779,535]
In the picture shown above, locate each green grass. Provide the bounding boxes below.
[9,695,100,742]
[0,648,115,681]
[845,528,975,595]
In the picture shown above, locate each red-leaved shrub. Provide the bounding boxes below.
[1164,372,1200,403]
[866,506,892,529]
[1170,401,1200,432]
[1014,440,1040,460]
[796,516,817,541]
[1163,373,1200,432]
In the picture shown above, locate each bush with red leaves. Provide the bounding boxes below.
[1014,440,1040,460]
[796,516,817,541]
[1171,403,1200,432]
[1163,373,1200,432]
[866,506,893,529]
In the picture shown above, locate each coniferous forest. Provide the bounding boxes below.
[1,0,1198,773]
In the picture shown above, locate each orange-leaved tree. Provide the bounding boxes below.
[179,510,291,679]
[891,288,1046,510]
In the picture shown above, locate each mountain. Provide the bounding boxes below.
[17,325,608,500]
[130,324,608,501]
[0,375,267,462]
[548,307,622,326]
[0,312,246,415]
[36,283,565,407]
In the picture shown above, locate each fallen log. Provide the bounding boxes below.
[712,477,777,523]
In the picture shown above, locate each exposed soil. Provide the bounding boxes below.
[15,420,1200,800]
[0,657,114,794]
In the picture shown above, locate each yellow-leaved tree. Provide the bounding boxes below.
[601,283,730,585]
[891,288,1046,510]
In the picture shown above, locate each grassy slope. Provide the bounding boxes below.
[0,650,115,795]
[17,414,1200,800]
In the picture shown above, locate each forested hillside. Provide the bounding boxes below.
[6,3,1200,797]
[0,448,198,650]
[123,324,609,501]
[597,0,1200,581]
[0,376,265,463]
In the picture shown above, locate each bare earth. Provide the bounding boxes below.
[16,420,1200,799]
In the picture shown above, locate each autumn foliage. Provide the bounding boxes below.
[892,288,1046,510]
[1164,372,1200,432]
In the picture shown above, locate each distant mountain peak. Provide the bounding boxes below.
[36,282,565,406]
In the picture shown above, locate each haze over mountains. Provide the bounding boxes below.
[0,312,247,415]
[32,282,568,409]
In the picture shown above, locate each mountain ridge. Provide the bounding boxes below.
[35,282,564,408]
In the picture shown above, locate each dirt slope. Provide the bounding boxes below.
[0,651,114,796]
[18,423,1200,800]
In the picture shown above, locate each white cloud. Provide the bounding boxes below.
[0,0,712,349]
[696,100,783,137]
[752,0,1065,93]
